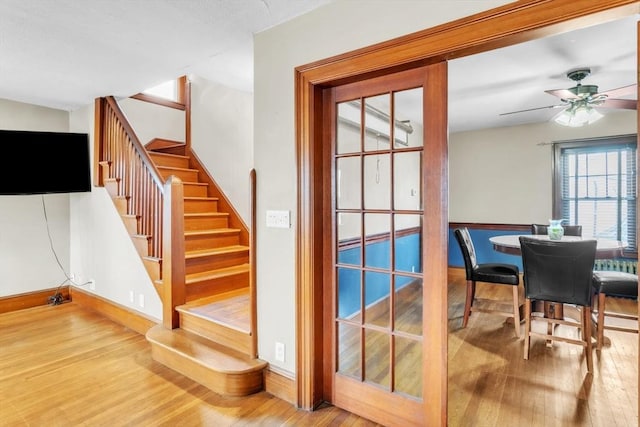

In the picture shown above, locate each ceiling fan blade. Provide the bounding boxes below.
[545,89,579,100]
[500,104,566,116]
[597,98,637,110]
[597,84,637,99]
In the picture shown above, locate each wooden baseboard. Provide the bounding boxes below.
[264,366,296,405]
[70,287,158,335]
[0,286,70,314]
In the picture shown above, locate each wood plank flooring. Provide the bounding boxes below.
[448,270,638,427]
[1,271,637,426]
[0,303,378,426]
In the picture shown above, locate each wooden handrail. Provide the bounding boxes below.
[95,96,167,259]
[249,169,257,358]
[103,97,165,189]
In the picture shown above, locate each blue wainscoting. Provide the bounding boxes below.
[448,227,525,270]
[337,232,420,319]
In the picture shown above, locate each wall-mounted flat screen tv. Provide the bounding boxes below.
[0,129,91,195]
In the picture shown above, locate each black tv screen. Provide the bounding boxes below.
[0,129,91,195]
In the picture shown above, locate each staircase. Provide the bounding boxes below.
[146,141,264,396]
[96,94,265,398]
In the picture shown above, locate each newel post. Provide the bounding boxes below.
[162,175,186,329]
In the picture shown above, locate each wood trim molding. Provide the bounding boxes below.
[338,226,421,250]
[295,0,639,85]
[448,222,531,232]
[70,286,158,336]
[295,0,640,420]
[0,286,70,314]
[264,366,296,405]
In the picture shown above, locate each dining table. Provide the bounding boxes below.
[489,234,625,259]
[488,233,626,331]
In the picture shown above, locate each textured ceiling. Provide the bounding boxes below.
[0,0,331,111]
[0,1,636,133]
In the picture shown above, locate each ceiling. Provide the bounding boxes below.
[448,14,638,133]
[0,0,331,110]
[0,1,636,133]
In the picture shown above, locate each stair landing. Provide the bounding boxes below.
[179,288,250,332]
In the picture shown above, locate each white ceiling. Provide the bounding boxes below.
[448,14,638,133]
[0,1,636,133]
[0,0,331,110]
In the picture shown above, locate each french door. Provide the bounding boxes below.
[324,64,448,426]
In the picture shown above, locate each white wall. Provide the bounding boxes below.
[190,75,253,224]
[254,0,513,373]
[449,110,637,224]
[118,97,185,146]
[0,99,71,297]
[68,104,162,321]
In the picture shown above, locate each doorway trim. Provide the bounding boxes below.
[295,0,640,425]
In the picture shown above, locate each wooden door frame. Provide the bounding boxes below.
[294,0,640,425]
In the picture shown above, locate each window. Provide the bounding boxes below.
[143,80,178,101]
[553,135,637,251]
[131,76,186,110]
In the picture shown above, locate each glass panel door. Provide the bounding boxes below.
[330,63,447,426]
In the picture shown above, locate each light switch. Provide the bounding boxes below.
[266,210,290,229]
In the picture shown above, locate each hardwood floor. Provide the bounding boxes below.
[1,272,637,426]
[448,270,638,427]
[0,303,378,426]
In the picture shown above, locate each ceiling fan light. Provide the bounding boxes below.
[554,105,603,127]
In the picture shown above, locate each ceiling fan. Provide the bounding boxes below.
[501,68,637,126]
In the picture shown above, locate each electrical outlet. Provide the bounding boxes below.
[138,294,145,308]
[275,342,285,362]
[129,290,135,303]
[88,279,95,290]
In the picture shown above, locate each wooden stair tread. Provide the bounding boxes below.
[185,228,241,237]
[186,245,249,259]
[147,151,190,161]
[146,325,265,373]
[184,212,229,218]
[186,264,250,282]
[184,196,219,201]
[177,288,251,332]
[157,165,199,173]
[182,288,250,307]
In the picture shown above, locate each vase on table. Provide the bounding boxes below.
[548,219,564,240]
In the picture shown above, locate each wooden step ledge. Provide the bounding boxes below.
[146,325,266,396]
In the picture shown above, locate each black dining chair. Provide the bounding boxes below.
[454,228,521,338]
[519,236,597,372]
[592,270,638,351]
[531,223,582,237]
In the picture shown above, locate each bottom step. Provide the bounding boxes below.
[146,325,267,397]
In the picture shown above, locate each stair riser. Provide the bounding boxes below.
[143,258,162,284]
[122,216,139,235]
[184,199,219,213]
[149,343,262,397]
[185,233,240,251]
[186,271,249,301]
[183,184,208,198]
[132,236,151,257]
[184,216,229,230]
[159,167,199,182]
[179,312,252,355]
[149,153,189,169]
[186,252,249,275]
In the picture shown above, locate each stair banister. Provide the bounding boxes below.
[162,176,186,329]
[102,97,165,189]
